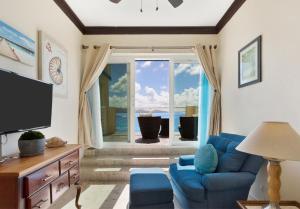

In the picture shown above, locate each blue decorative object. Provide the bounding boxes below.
[194,144,218,174]
[169,133,266,209]
[199,72,211,146]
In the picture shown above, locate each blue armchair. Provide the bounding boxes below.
[169,133,265,209]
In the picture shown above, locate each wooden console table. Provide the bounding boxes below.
[237,200,300,209]
[0,144,81,209]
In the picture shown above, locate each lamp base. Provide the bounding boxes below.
[264,159,282,209]
[263,203,281,209]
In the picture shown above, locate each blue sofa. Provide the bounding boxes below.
[169,133,265,209]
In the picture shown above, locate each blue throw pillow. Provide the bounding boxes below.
[194,144,218,174]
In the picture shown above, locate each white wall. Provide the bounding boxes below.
[0,0,82,155]
[218,0,300,201]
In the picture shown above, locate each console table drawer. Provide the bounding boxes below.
[26,185,51,209]
[24,162,59,197]
[60,151,79,174]
[0,144,81,209]
[69,164,80,185]
[51,172,69,202]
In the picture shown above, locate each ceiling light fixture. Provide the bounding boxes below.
[140,0,143,13]
[168,0,183,8]
[109,0,183,9]
[109,0,122,3]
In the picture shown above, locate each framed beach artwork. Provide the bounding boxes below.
[0,20,35,67]
[38,31,68,97]
[238,35,262,88]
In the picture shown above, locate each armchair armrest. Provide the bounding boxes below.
[202,172,255,191]
[179,155,195,166]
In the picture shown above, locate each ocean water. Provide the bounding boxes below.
[115,112,185,134]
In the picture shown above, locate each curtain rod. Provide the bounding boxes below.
[81,45,217,50]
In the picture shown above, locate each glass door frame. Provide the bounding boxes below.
[171,59,202,147]
[106,56,133,143]
[108,53,200,146]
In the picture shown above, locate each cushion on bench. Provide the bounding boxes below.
[130,168,173,207]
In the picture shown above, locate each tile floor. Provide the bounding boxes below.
[50,181,182,209]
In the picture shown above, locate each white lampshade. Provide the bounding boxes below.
[236,122,300,161]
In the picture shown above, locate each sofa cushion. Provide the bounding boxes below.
[169,163,205,202]
[194,144,218,174]
[217,141,248,172]
[202,172,256,191]
[240,155,266,174]
[220,133,266,174]
[179,155,195,166]
[219,133,245,143]
[207,136,231,159]
[130,168,173,206]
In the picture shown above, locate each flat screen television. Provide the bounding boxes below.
[0,69,53,135]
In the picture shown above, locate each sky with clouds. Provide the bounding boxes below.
[107,61,202,113]
[135,60,169,112]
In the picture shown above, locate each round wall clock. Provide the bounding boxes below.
[49,56,63,85]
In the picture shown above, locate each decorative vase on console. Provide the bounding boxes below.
[18,131,45,157]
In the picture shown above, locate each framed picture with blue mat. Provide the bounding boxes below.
[238,35,262,88]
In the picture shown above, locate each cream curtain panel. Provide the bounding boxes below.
[195,44,221,136]
[79,44,111,147]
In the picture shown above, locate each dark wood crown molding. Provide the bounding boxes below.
[84,26,217,35]
[54,0,246,35]
[54,0,86,34]
[216,0,246,33]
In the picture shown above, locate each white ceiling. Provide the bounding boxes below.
[65,0,235,27]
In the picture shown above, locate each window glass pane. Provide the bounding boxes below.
[174,63,201,141]
[135,60,170,135]
[100,64,129,142]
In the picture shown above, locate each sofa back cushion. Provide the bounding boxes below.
[216,141,248,172]
[219,133,246,143]
[208,133,266,174]
[240,155,266,174]
[207,136,231,159]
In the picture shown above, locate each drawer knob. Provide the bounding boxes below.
[72,174,78,179]
[65,160,74,167]
[42,175,53,182]
[56,182,66,192]
[33,198,48,208]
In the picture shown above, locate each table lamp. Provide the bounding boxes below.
[236,122,300,209]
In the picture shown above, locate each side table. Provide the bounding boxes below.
[237,201,300,209]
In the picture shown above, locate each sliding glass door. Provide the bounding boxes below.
[134,60,170,143]
[100,63,130,142]
[98,55,208,146]
[173,63,202,144]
